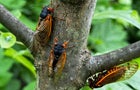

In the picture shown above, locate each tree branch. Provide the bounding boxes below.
[0,4,34,47]
[87,40,140,74]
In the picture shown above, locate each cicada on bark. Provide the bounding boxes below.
[88,62,138,89]
[36,6,54,45]
[31,6,53,54]
[47,38,68,82]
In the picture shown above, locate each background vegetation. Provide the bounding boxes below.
[0,0,140,90]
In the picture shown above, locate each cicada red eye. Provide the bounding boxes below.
[47,7,54,13]
[88,61,138,89]
[47,38,68,82]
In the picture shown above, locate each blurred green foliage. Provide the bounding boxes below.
[0,0,140,90]
[88,0,140,54]
[0,0,50,90]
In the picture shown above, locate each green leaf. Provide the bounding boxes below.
[23,81,36,90]
[0,57,14,72]
[18,49,33,59]
[0,72,12,87]
[11,10,22,19]
[125,70,140,89]
[4,79,21,90]
[19,15,36,30]
[0,24,3,29]
[0,48,4,59]
[89,19,128,53]
[0,0,26,9]
[0,32,16,48]
[119,0,132,5]
[93,10,140,29]
[80,86,92,90]
[4,48,36,77]
[20,68,36,84]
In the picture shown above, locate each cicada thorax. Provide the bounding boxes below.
[47,38,68,82]
[88,61,138,88]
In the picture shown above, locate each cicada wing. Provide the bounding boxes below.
[88,61,138,88]
[30,15,53,53]
[36,14,53,45]
[54,51,66,82]
[96,62,138,87]
[47,50,54,77]
[95,66,127,87]
[36,17,42,30]
[118,61,138,80]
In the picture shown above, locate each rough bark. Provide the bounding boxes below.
[34,0,97,90]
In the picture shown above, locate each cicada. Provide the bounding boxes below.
[36,6,54,45]
[31,6,53,54]
[88,62,138,88]
[47,38,68,82]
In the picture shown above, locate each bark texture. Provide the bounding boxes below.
[34,0,97,90]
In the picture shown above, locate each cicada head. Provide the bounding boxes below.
[53,38,69,56]
[40,6,53,20]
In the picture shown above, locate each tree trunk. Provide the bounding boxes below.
[34,0,97,90]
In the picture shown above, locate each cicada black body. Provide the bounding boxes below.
[47,38,68,82]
